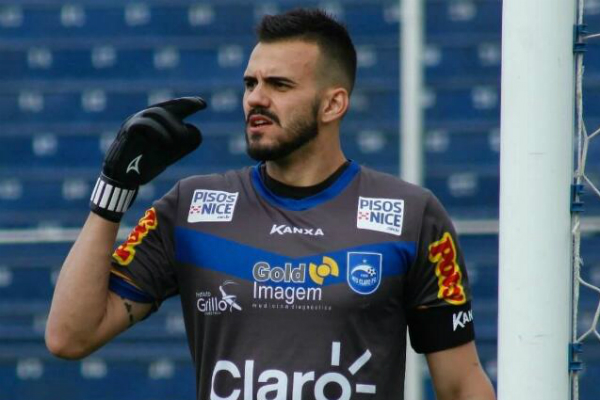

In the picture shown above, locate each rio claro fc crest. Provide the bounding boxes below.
[346,252,382,295]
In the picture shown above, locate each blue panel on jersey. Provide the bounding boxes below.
[250,161,361,211]
[174,227,416,288]
[109,274,155,303]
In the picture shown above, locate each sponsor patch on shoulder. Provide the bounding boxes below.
[188,189,239,223]
[428,232,466,305]
[113,207,158,266]
[356,196,404,236]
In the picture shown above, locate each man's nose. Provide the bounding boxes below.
[245,84,270,108]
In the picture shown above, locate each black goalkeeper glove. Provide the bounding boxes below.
[90,96,206,222]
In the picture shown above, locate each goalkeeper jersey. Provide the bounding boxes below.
[109,161,475,400]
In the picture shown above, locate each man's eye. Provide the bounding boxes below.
[244,80,256,90]
[273,81,289,89]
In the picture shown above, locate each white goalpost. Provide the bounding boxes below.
[400,0,425,399]
[498,0,576,399]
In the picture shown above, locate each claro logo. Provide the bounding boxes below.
[428,232,466,305]
[210,342,376,400]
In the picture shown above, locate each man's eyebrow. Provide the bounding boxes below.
[243,75,296,85]
[264,76,296,85]
[265,76,296,83]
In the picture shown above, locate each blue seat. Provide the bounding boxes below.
[424,43,501,85]
[355,45,399,85]
[424,86,501,126]
[425,170,499,219]
[343,2,399,35]
[0,134,103,168]
[426,1,502,42]
[0,268,55,302]
[424,128,500,169]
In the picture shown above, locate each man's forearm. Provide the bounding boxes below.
[448,373,496,400]
[45,212,119,358]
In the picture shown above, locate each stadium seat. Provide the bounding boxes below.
[423,85,501,126]
[424,42,501,85]
[426,0,502,42]
[424,128,500,169]
[425,170,500,218]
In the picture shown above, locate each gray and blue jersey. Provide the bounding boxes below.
[109,161,475,400]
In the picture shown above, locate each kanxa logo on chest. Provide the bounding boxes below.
[270,224,324,236]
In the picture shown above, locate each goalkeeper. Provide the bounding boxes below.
[46,8,495,400]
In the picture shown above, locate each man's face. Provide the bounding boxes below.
[243,40,323,161]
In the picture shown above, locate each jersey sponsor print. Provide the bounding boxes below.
[113,207,158,266]
[197,280,243,316]
[356,197,404,236]
[428,232,466,305]
[188,189,239,223]
[209,341,376,400]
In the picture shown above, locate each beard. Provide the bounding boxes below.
[245,101,319,162]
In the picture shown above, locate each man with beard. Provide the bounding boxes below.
[46,8,495,400]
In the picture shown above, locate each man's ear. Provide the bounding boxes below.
[320,87,349,124]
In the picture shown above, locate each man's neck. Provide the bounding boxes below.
[261,160,351,199]
[264,141,347,187]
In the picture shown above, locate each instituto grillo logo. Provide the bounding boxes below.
[197,281,242,316]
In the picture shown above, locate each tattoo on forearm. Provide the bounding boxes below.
[121,297,135,327]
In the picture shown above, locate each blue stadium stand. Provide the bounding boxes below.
[0,3,256,39]
[0,45,248,83]
[2,0,599,399]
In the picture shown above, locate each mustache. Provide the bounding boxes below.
[247,108,281,126]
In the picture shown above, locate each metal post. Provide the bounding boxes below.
[498,0,576,398]
[401,0,425,399]
[400,0,424,185]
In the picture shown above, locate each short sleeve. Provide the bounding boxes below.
[404,192,475,354]
[108,182,180,312]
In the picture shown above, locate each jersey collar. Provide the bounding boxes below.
[250,160,361,211]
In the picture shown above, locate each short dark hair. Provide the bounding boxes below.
[256,8,357,93]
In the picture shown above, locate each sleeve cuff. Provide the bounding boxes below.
[109,273,156,303]
[407,301,475,354]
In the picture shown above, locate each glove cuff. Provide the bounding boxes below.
[89,173,138,223]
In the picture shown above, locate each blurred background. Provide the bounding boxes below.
[1,0,600,399]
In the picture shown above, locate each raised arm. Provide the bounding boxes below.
[45,97,206,359]
[45,213,153,359]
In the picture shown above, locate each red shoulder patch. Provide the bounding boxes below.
[428,232,466,305]
[113,208,158,266]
